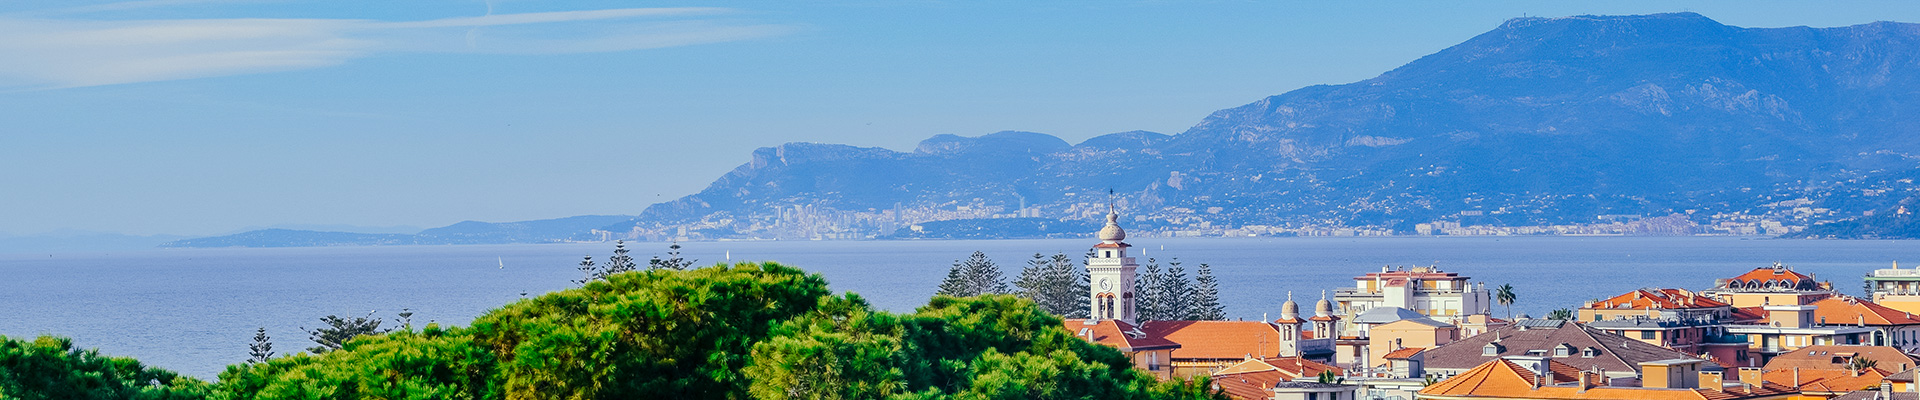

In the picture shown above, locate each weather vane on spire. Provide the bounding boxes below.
[1107,188,1115,213]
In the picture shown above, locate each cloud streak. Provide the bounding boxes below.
[0,7,794,88]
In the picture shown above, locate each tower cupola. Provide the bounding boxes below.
[1098,211,1126,242]
[1087,207,1139,324]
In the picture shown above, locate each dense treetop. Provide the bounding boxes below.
[1,262,1223,400]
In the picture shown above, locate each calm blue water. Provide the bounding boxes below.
[1,237,1916,379]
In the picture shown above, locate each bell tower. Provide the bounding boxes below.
[1089,208,1138,324]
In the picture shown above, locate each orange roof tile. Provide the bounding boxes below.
[1421,358,1795,400]
[1212,357,1343,378]
[1142,320,1287,360]
[1588,288,1728,310]
[1061,319,1180,352]
[1213,370,1288,400]
[1384,347,1426,359]
[1760,367,1889,389]
[1763,345,1918,373]
[1720,266,1821,291]
[1808,297,1920,326]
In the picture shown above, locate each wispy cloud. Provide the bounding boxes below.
[0,7,794,89]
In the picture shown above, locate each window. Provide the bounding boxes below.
[1483,343,1503,356]
[1582,348,1599,358]
[1641,331,1657,339]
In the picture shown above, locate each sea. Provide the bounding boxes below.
[1,236,1916,379]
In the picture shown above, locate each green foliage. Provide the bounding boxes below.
[1161,260,1191,320]
[1316,370,1340,384]
[1014,253,1090,318]
[1494,284,1517,321]
[0,335,212,400]
[647,242,695,271]
[248,327,274,364]
[1546,308,1574,321]
[1135,259,1166,321]
[936,252,1007,297]
[20,262,1218,400]
[1190,264,1225,321]
[303,311,388,353]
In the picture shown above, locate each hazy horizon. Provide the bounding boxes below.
[11,1,1920,237]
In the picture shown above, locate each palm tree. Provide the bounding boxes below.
[1848,356,1879,374]
[1547,308,1574,321]
[1495,284,1517,321]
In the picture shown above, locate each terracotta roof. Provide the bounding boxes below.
[1588,288,1729,310]
[1061,319,1181,352]
[1385,347,1427,359]
[1731,307,1768,324]
[1423,319,1705,373]
[1762,345,1919,373]
[1212,357,1344,378]
[1728,266,1816,284]
[1833,392,1920,400]
[1760,368,1888,394]
[1807,297,1920,326]
[1141,320,1287,360]
[1213,370,1288,400]
[1421,358,1795,400]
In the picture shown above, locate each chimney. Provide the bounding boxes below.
[1794,367,1801,387]
[1700,371,1725,390]
[1579,372,1591,393]
[1883,382,1894,400]
[1738,367,1765,387]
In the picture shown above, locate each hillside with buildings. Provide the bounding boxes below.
[1056,212,1920,400]
[601,13,1920,241]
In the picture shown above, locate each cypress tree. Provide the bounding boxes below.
[1192,263,1226,320]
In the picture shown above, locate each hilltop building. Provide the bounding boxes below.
[1702,263,1837,308]
[1067,209,1331,378]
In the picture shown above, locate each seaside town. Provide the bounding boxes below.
[1063,209,1920,400]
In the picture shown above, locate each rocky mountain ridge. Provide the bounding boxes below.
[609,13,1920,240]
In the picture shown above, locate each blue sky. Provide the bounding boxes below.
[6,0,1920,237]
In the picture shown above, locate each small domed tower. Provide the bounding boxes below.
[1274,291,1304,346]
[1088,209,1139,324]
[1311,290,1342,339]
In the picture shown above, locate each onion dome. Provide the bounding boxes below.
[1097,211,1126,242]
[1280,291,1300,320]
[1315,293,1334,318]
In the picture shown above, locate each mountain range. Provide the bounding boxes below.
[608,13,1920,240]
[171,12,1920,247]
[160,216,634,248]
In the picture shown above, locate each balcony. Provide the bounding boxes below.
[1299,338,1335,355]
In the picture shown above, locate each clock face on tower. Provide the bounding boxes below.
[1099,278,1111,290]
